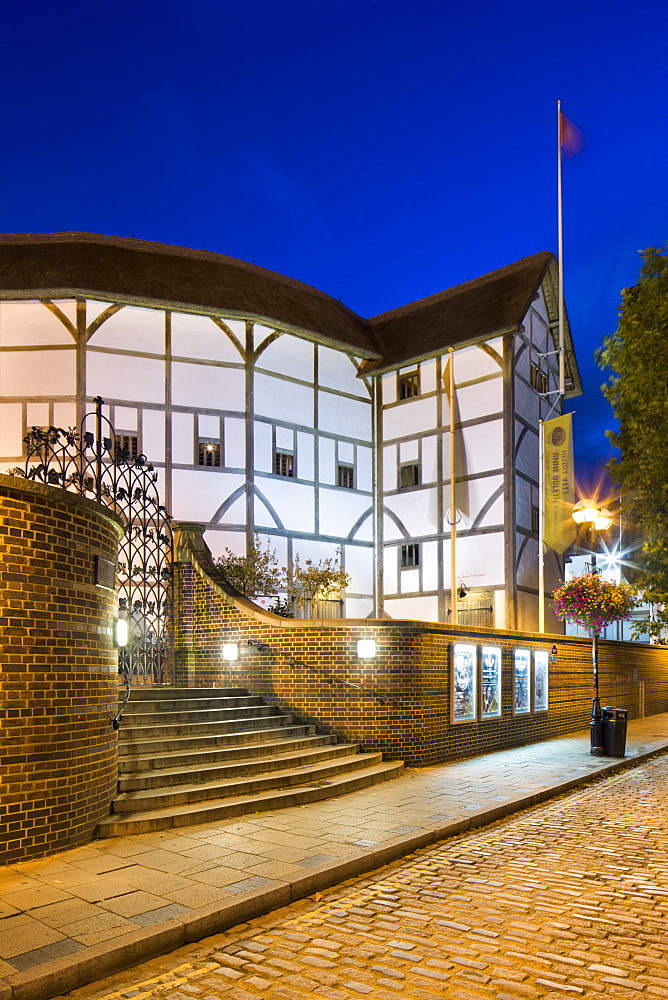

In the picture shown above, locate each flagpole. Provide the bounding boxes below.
[449,347,458,626]
[557,99,565,398]
[538,418,545,633]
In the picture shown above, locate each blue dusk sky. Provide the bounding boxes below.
[2,0,666,494]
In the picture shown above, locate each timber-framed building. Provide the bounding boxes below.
[0,232,581,630]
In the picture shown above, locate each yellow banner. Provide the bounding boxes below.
[543,414,576,553]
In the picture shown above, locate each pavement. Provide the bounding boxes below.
[2,714,668,1000]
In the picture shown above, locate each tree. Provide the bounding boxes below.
[214,533,284,598]
[288,551,351,610]
[596,245,668,636]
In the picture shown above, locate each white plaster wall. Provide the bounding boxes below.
[53,402,76,430]
[88,305,165,354]
[444,419,503,477]
[172,361,243,410]
[297,431,314,481]
[494,589,505,629]
[383,445,397,492]
[254,422,273,474]
[0,300,74,346]
[465,475,504,529]
[421,434,437,484]
[88,351,164,405]
[451,341,504,383]
[259,478,314,533]
[421,540,439,591]
[225,417,245,468]
[345,505,373,542]
[318,437,336,485]
[26,402,50,427]
[384,595,439,621]
[259,333,314,382]
[399,438,419,462]
[343,543,374,595]
[345,597,374,618]
[385,487,438,539]
[319,488,373,540]
[455,376,503,423]
[444,531,504,588]
[114,406,138,431]
[517,534,538,588]
[318,392,371,440]
[356,445,372,493]
[255,373,313,426]
[0,402,22,457]
[143,408,165,460]
[400,568,420,593]
[171,313,244,363]
[318,346,361,393]
[85,300,114,325]
[421,358,437,394]
[515,423,539,480]
[383,395,437,440]
[0,349,76,396]
[172,411,194,464]
[381,372,397,405]
[171,469,244,522]
[383,547,398,595]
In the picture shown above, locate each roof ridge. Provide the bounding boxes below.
[368,251,554,325]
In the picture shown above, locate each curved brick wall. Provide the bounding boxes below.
[0,474,124,863]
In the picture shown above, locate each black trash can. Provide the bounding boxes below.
[602,707,628,757]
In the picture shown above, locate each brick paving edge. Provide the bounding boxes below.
[3,741,667,1000]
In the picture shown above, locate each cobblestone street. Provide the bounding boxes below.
[53,752,668,1000]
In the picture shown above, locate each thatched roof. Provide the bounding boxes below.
[0,233,581,393]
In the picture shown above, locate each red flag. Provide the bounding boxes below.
[560,112,583,157]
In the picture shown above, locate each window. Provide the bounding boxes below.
[198,439,221,467]
[337,463,354,489]
[530,362,548,395]
[531,505,540,533]
[401,543,420,568]
[398,371,420,400]
[115,434,138,460]
[275,450,295,477]
[399,463,420,489]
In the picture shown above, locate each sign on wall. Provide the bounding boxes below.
[452,643,477,723]
[534,650,549,711]
[481,645,502,718]
[513,648,531,715]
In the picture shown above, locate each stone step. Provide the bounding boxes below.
[119,722,315,759]
[119,711,294,742]
[118,741,359,791]
[112,752,384,813]
[120,687,242,700]
[118,732,336,774]
[97,760,405,837]
[121,695,265,717]
[120,701,269,727]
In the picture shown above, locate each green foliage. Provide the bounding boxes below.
[267,597,294,618]
[214,533,284,598]
[596,245,668,621]
[552,572,637,633]
[288,551,351,608]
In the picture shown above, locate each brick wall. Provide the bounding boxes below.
[0,474,124,863]
[173,522,668,768]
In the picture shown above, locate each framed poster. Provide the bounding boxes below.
[481,645,502,718]
[451,643,477,723]
[533,650,549,712]
[513,648,531,715]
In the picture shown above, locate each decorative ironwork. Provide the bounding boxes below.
[11,397,173,692]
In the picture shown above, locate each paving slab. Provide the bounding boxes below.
[2,713,668,1000]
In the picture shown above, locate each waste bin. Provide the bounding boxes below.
[602,707,628,757]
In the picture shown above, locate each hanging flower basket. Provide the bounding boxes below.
[552,573,637,632]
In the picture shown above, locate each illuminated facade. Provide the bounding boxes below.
[0,233,581,629]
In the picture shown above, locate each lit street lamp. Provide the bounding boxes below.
[571,499,612,755]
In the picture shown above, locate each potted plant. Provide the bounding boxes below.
[552,573,637,755]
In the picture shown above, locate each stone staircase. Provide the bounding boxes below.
[96,687,403,837]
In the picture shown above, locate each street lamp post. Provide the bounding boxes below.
[571,500,612,756]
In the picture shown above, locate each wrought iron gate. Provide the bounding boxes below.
[11,397,173,685]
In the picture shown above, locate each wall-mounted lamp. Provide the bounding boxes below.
[458,583,468,600]
[222,642,239,661]
[357,639,376,659]
[114,617,129,647]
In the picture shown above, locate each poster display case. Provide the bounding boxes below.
[451,643,477,723]
[513,648,531,714]
[481,645,502,718]
[533,649,549,711]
